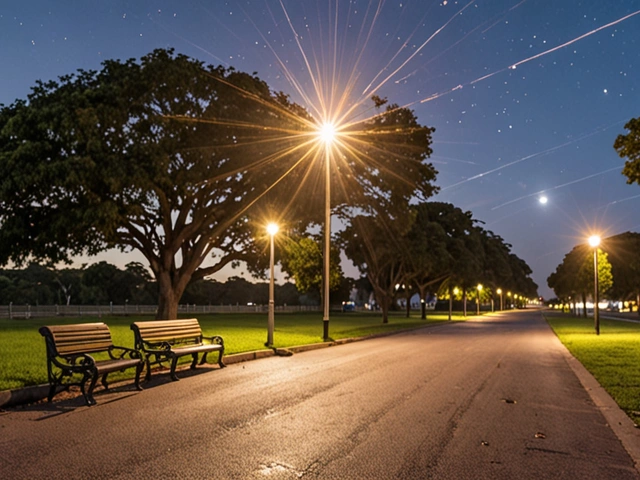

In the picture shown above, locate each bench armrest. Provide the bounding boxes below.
[50,352,97,372]
[140,341,173,353]
[202,335,224,346]
[108,346,142,361]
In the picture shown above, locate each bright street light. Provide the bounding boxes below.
[476,284,483,315]
[497,288,503,311]
[319,122,336,144]
[266,223,279,346]
[588,235,601,335]
[588,235,601,248]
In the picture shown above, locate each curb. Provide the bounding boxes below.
[544,313,640,474]
[0,322,447,409]
[557,337,640,474]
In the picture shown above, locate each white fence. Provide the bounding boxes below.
[0,303,322,319]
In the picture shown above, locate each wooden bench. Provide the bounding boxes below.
[130,318,225,381]
[39,323,143,406]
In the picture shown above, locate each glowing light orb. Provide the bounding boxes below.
[266,223,279,236]
[539,195,548,205]
[318,122,336,144]
[588,235,601,248]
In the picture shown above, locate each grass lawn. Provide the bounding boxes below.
[545,314,640,424]
[0,310,467,392]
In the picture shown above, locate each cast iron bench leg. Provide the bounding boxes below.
[134,362,143,391]
[170,356,180,381]
[101,373,110,390]
[47,382,57,403]
[83,371,99,406]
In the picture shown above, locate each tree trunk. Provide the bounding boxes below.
[405,292,411,318]
[582,293,587,318]
[381,296,390,324]
[463,291,467,317]
[156,270,190,320]
[157,290,179,320]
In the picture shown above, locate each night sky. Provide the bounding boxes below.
[2,1,639,299]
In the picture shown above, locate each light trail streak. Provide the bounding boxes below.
[597,194,640,210]
[414,7,640,106]
[354,0,477,122]
[430,155,478,165]
[470,8,640,85]
[491,166,623,211]
[481,0,529,34]
[145,13,230,66]
[441,120,625,191]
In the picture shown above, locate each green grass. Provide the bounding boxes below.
[0,311,467,391]
[545,314,640,424]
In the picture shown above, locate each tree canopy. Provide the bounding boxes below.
[0,49,440,319]
[340,201,538,322]
[547,242,613,316]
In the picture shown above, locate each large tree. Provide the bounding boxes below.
[0,49,315,318]
[340,214,411,323]
[1,50,444,319]
[548,243,612,317]
[404,202,477,319]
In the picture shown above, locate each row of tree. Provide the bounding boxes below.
[338,202,538,322]
[0,261,354,307]
[547,232,640,315]
[0,48,536,320]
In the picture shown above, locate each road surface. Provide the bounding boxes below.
[1,309,637,479]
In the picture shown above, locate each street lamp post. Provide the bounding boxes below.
[497,288,503,311]
[450,287,459,321]
[476,284,483,315]
[266,223,279,346]
[589,235,601,335]
[321,123,335,342]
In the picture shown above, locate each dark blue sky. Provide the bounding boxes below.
[2,1,639,299]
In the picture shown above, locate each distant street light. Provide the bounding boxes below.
[449,286,459,321]
[266,223,279,346]
[588,235,601,335]
[476,284,483,315]
[497,288,503,311]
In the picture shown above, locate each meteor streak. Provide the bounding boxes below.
[491,166,623,210]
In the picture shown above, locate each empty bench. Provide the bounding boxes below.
[130,318,225,381]
[39,323,143,406]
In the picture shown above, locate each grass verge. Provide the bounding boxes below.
[0,310,467,391]
[545,314,640,424]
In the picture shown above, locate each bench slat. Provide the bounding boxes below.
[41,323,115,355]
[132,318,203,342]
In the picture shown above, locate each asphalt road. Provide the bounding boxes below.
[1,310,638,479]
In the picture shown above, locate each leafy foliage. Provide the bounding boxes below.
[615,117,640,184]
[548,242,613,315]
[279,235,343,297]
